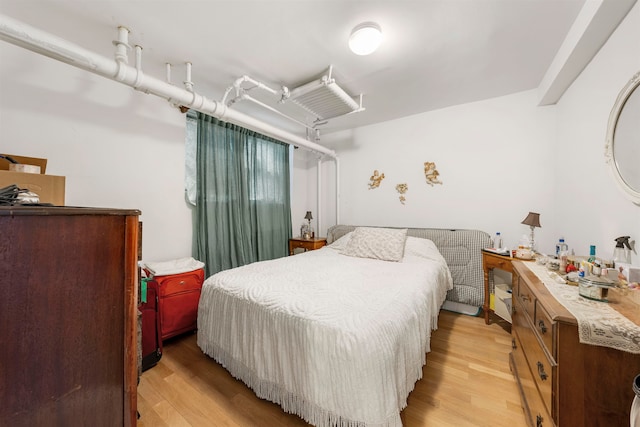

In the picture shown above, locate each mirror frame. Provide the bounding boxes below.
[605,71,640,205]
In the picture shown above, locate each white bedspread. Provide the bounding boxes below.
[197,244,453,427]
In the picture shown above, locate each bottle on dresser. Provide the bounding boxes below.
[555,238,568,258]
[493,232,503,249]
[556,237,569,271]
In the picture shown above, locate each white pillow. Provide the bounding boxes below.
[403,236,446,263]
[327,231,353,251]
[342,227,408,262]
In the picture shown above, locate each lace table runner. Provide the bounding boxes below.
[524,262,640,354]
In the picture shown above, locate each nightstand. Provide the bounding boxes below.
[482,250,515,325]
[288,237,327,255]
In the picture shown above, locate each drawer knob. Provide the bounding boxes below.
[180,281,186,285]
[538,320,547,334]
[511,338,517,350]
[537,361,548,381]
[536,414,543,427]
[522,294,531,302]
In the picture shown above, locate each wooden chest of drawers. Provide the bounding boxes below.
[0,206,140,427]
[510,261,640,427]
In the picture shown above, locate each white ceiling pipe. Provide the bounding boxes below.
[0,13,337,159]
[335,157,341,225]
[165,63,172,83]
[133,45,143,89]
[236,75,278,95]
[222,75,279,105]
[317,157,322,236]
[238,93,315,132]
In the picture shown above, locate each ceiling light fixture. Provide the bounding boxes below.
[349,22,383,56]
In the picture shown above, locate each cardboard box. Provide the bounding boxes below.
[9,164,41,174]
[0,154,47,173]
[0,154,65,205]
[494,284,512,323]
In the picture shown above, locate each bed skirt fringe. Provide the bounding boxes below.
[196,256,450,427]
[199,340,379,427]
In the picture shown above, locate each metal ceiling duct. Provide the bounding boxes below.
[288,66,364,121]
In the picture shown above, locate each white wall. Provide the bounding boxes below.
[318,3,639,264]
[552,3,640,263]
[320,90,557,252]
[291,148,314,236]
[0,41,192,262]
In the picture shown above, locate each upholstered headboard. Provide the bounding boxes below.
[326,225,491,308]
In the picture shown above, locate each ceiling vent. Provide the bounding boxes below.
[222,65,364,139]
[287,66,363,121]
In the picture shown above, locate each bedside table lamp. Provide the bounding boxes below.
[521,212,541,252]
[303,211,313,239]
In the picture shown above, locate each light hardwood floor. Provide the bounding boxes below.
[137,310,528,427]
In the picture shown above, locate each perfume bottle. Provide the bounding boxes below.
[588,245,596,263]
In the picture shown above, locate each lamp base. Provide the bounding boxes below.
[529,226,536,253]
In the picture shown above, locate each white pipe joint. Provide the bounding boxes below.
[184,62,194,92]
[112,26,131,83]
[280,86,290,103]
[165,63,172,84]
[232,75,248,89]
[133,45,145,90]
[112,26,131,64]
[221,86,234,105]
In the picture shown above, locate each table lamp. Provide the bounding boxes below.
[304,211,313,239]
[521,212,541,252]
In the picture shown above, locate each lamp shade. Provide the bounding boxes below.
[304,211,313,221]
[521,212,541,228]
[349,22,383,55]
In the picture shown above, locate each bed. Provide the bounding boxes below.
[197,226,489,426]
[327,225,491,310]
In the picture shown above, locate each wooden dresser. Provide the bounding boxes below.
[510,261,640,427]
[0,206,140,427]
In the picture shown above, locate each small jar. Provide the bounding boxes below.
[592,263,602,276]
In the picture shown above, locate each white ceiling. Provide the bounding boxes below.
[0,0,635,138]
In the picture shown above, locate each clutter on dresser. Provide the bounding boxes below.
[578,274,616,302]
[0,153,65,205]
[613,235,632,265]
[534,246,640,305]
[555,237,569,270]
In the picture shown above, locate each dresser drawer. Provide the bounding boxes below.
[513,297,555,418]
[534,300,555,359]
[516,273,536,322]
[511,330,555,427]
[484,253,513,271]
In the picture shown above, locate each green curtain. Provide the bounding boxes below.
[193,113,292,277]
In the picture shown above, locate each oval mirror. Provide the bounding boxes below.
[605,71,640,205]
